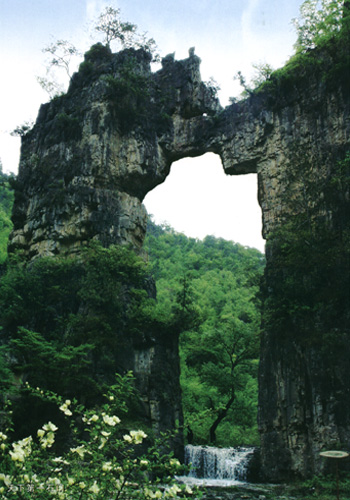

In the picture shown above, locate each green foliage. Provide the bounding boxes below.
[233,1,349,106]
[292,473,350,500]
[233,63,274,99]
[144,219,265,446]
[94,6,137,48]
[93,6,159,60]
[55,112,81,142]
[36,5,160,98]
[0,243,165,437]
[0,375,195,499]
[263,151,350,353]
[292,0,345,53]
[83,42,112,64]
[0,166,14,264]
[253,0,350,105]
[103,58,151,134]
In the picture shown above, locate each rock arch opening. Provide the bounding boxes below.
[143,152,265,449]
[144,153,264,253]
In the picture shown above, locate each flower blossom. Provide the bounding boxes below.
[89,481,100,494]
[10,436,32,462]
[165,484,181,498]
[102,461,113,472]
[0,474,12,487]
[70,445,86,458]
[59,400,72,416]
[102,414,120,426]
[123,429,147,444]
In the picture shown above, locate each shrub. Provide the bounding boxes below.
[0,375,195,499]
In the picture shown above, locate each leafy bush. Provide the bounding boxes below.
[0,243,168,438]
[0,374,195,499]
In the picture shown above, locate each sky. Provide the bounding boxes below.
[0,0,305,252]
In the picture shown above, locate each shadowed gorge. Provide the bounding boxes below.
[6,24,350,481]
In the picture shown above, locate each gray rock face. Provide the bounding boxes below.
[9,42,350,479]
[9,46,221,259]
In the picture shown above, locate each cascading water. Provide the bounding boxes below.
[177,445,255,487]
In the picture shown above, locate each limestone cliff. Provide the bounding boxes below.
[9,34,350,479]
[9,44,220,259]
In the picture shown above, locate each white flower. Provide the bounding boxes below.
[130,429,147,444]
[59,402,73,416]
[0,474,12,487]
[169,458,180,468]
[123,434,132,443]
[165,484,181,498]
[43,422,58,432]
[102,461,112,472]
[102,414,120,426]
[79,481,86,489]
[39,430,56,449]
[98,437,107,449]
[144,488,163,499]
[70,445,85,458]
[88,414,99,423]
[10,449,25,462]
[123,429,147,444]
[47,477,61,487]
[0,432,7,441]
[89,481,100,494]
[10,436,32,462]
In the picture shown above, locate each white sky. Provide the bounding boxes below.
[0,0,305,252]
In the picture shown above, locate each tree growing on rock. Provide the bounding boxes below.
[37,5,159,98]
[292,0,345,52]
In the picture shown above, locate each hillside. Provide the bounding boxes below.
[144,218,265,445]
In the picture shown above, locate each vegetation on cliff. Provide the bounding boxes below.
[263,151,350,351]
[0,163,14,265]
[235,0,350,104]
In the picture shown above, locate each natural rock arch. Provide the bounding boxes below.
[9,43,350,480]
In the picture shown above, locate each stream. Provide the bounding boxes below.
[176,445,301,499]
[177,444,255,487]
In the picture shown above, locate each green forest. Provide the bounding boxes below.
[0,2,349,498]
[144,220,264,446]
[0,167,265,448]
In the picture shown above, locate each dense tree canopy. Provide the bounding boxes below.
[144,219,265,446]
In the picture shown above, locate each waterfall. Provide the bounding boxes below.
[177,445,254,486]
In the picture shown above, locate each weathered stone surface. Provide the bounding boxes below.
[9,41,350,479]
[10,46,220,259]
